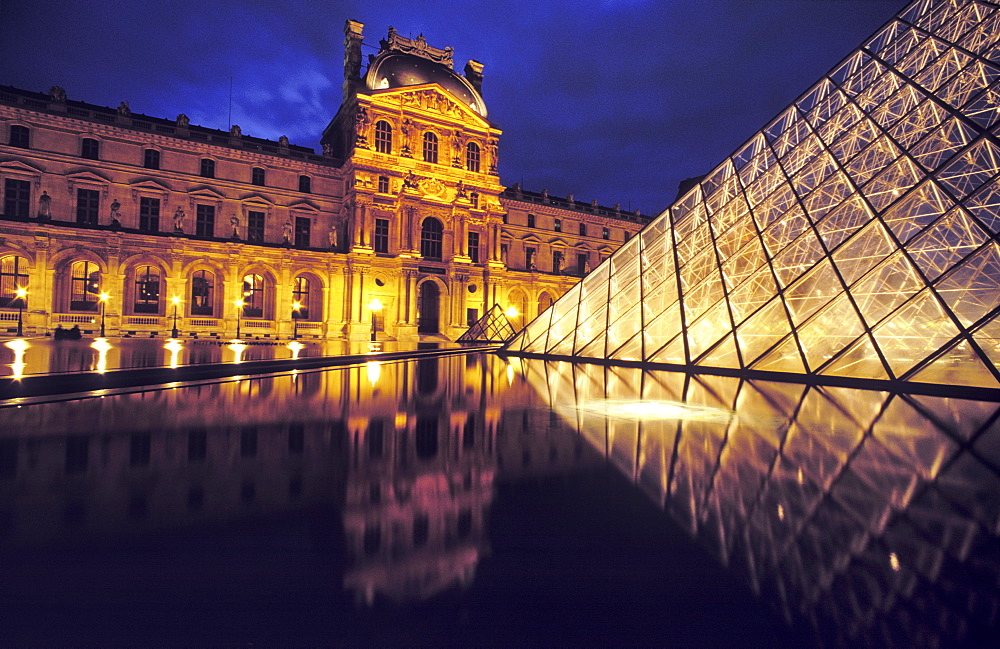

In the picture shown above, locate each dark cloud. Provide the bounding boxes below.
[1,0,905,215]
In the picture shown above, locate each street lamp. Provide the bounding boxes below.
[291,301,301,339]
[234,299,245,339]
[170,296,181,338]
[369,298,383,342]
[14,287,27,337]
[98,292,110,337]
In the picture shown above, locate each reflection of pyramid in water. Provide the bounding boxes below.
[506,0,1000,389]
[456,304,517,342]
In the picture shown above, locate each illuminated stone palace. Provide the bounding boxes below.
[0,22,648,342]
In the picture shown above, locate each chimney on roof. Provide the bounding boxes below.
[464,60,484,95]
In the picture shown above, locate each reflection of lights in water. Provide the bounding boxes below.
[91,338,112,373]
[286,340,304,359]
[366,360,381,386]
[506,363,516,385]
[368,341,382,354]
[581,400,734,423]
[777,504,785,521]
[5,338,29,380]
[797,467,804,484]
[228,340,246,363]
[164,339,183,368]
[889,552,900,572]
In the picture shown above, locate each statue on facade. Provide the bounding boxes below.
[278,135,289,147]
[176,113,190,127]
[229,124,242,138]
[328,223,339,250]
[37,191,52,219]
[230,214,240,239]
[282,219,293,244]
[117,101,131,116]
[173,206,186,232]
[455,180,467,200]
[322,142,333,156]
[109,199,122,227]
[403,171,419,190]
[48,86,66,103]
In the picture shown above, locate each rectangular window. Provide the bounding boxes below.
[468,231,480,263]
[139,197,160,232]
[9,125,29,149]
[143,149,160,170]
[470,192,479,208]
[577,253,588,275]
[251,167,265,186]
[527,213,535,228]
[294,216,310,247]
[3,179,31,219]
[525,247,536,270]
[624,231,630,241]
[374,218,389,254]
[247,210,265,242]
[76,188,99,225]
[200,158,215,178]
[553,250,563,273]
[579,222,587,236]
[467,308,478,326]
[298,175,311,193]
[195,204,215,237]
[81,138,99,160]
[377,176,390,193]
[602,227,610,240]
[554,218,561,232]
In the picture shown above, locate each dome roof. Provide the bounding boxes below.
[365,53,487,118]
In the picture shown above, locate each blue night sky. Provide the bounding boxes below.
[1,0,904,216]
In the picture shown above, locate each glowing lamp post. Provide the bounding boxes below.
[98,292,110,337]
[291,301,302,339]
[234,299,245,339]
[14,287,27,337]
[170,296,181,338]
[369,298,383,342]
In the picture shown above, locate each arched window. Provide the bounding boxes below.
[242,273,265,318]
[0,255,29,308]
[538,291,553,314]
[422,132,438,164]
[134,266,161,314]
[191,270,214,316]
[374,120,392,154]
[292,276,310,320]
[466,142,480,173]
[420,218,444,260]
[70,260,101,311]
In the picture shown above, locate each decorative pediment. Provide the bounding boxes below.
[66,169,111,184]
[521,233,543,244]
[189,185,227,200]
[238,192,275,206]
[129,178,172,193]
[0,159,45,175]
[380,86,487,125]
[287,199,321,212]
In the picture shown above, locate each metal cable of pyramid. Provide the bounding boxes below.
[503,0,1000,396]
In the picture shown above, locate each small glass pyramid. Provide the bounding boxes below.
[506,0,1000,388]
[457,303,517,343]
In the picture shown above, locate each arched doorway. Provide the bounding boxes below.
[417,281,440,334]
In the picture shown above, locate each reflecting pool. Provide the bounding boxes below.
[0,354,996,647]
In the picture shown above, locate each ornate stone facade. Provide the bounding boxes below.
[0,23,648,341]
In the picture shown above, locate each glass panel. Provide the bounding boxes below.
[849,251,924,328]
[819,334,889,380]
[796,293,865,371]
[908,207,989,281]
[879,179,949,244]
[933,243,1000,327]
[728,266,777,325]
[872,289,960,378]
[832,220,896,285]
[783,258,843,326]
[686,301,730,361]
[936,139,1000,198]
[908,339,1000,388]
[736,298,792,365]
[771,230,826,289]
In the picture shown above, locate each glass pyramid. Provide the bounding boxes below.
[506,0,1000,389]
[456,303,517,343]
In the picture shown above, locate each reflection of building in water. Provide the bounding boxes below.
[341,354,501,604]
[522,359,1000,649]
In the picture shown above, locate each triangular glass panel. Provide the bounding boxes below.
[905,338,1000,388]
[872,289,961,379]
[695,333,741,370]
[609,332,643,363]
[819,334,889,380]
[750,335,806,374]
[933,242,1000,327]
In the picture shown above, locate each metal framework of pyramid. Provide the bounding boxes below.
[457,303,517,342]
[506,0,1000,389]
